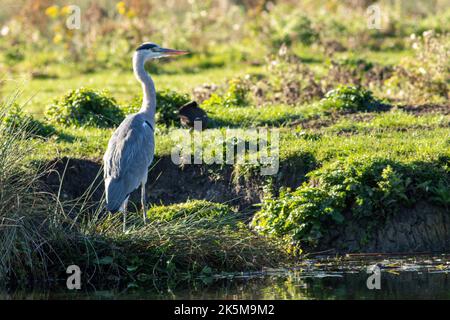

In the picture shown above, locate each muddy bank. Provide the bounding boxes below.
[42,157,449,254]
[317,202,450,254]
[42,155,313,211]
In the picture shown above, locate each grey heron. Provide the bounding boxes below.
[103,42,188,232]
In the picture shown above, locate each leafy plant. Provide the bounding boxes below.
[252,158,449,247]
[202,78,249,108]
[319,85,387,112]
[46,87,123,128]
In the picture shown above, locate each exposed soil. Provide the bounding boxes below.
[398,103,450,115]
[317,202,450,254]
[41,155,449,254]
[290,103,449,130]
[41,155,313,213]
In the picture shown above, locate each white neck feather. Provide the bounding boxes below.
[132,52,156,123]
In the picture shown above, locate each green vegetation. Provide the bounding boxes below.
[2,103,55,137]
[252,158,449,248]
[46,87,122,127]
[146,200,234,221]
[202,78,249,109]
[319,85,387,112]
[0,106,287,287]
[0,0,449,291]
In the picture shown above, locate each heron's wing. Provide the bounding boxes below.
[103,117,154,209]
[105,119,154,180]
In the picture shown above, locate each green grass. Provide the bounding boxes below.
[2,64,263,117]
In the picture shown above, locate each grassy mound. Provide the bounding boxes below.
[146,200,234,221]
[319,85,388,112]
[46,87,123,128]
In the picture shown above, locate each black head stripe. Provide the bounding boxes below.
[136,43,157,51]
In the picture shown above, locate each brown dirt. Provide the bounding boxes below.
[290,103,449,130]
[397,103,450,115]
[317,202,450,254]
[41,156,450,253]
[41,155,313,213]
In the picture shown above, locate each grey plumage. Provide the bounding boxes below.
[103,114,154,212]
[103,42,188,232]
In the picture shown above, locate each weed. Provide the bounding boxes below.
[252,158,449,248]
[319,85,388,112]
[46,88,123,128]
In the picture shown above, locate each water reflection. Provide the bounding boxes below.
[2,255,450,299]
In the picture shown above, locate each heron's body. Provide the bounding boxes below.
[103,113,154,212]
[103,42,188,231]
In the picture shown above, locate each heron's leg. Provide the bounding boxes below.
[121,197,129,233]
[141,181,147,224]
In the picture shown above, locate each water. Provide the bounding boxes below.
[3,254,450,299]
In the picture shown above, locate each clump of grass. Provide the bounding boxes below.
[319,85,387,112]
[45,87,123,128]
[0,96,61,285]
[252,157,449,248]
[146,200,234,221]
[81,211,288,288]
[202,78,249,108]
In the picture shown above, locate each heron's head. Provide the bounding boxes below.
[135,42,189,61]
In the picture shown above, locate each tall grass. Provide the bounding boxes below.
[0,93,60,284]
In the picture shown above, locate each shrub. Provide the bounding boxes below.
[252,158,449,247]
[146,200,234,222]
[46,87,123,127]
[124,89,191,127]
[202,78,249,108]
[325,57,394,91]
[319,85,387,112]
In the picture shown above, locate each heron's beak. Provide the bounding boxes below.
[160,48,189,56]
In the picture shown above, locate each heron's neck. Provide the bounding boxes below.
[133,55,156,124]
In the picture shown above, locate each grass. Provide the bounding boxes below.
[2,64,263,117]
[0,0,449,291]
